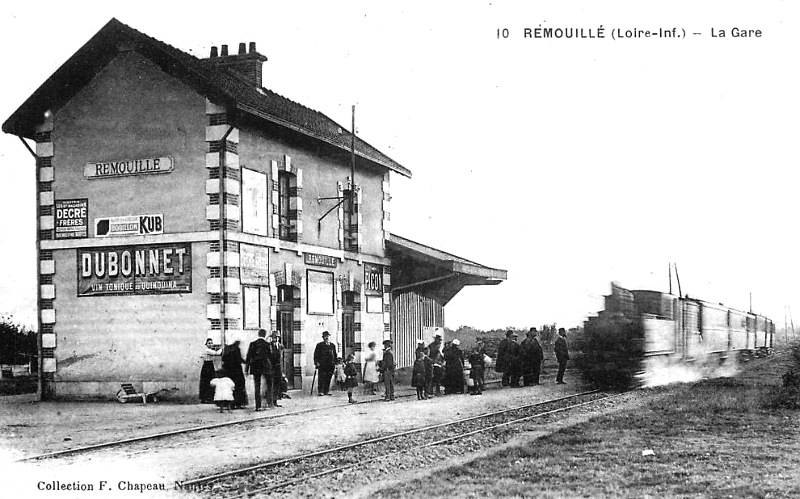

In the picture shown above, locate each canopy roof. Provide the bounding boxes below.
[386,234,507,305]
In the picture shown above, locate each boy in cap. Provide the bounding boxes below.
[313,331,337,396]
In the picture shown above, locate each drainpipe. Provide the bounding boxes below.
[17,135,43,399]
[218,123,235,348]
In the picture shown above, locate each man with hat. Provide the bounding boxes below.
[427,334,444,396]
[520,327,544,386]
[268,331,284,406]
[496,330,521,387]
[245,329,274,411]
[378,339,396,401]
[313,331,337,396]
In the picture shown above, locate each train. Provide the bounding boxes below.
[579,283,775,388]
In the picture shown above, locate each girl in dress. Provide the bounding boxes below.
[334,357,347,391]
[362,341,380,395]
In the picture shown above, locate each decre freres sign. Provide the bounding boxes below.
[84,156,174,179]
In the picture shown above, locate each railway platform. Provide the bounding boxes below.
[2,370,580,497]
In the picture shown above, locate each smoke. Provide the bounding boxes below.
[638,353,740,388]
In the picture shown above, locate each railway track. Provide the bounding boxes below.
[178,390,627,498]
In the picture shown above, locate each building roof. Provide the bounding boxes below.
[385,234,506,305]
[2,18,411,178]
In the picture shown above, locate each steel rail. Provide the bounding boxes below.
[181,390,601,489]
[223,391,627,498]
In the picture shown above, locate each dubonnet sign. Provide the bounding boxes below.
[77,243,191,296]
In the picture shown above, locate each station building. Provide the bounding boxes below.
[2,19,506,400]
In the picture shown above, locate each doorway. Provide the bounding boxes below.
[342,291,357,361]
[277,285,296,388]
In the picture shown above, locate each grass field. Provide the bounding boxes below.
[387,349,800,498]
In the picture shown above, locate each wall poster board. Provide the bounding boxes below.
[307,270,334,315]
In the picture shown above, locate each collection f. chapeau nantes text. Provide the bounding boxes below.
[36,480,204,493]
[496,26,763,40]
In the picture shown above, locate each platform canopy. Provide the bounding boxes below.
[385,234,507,305]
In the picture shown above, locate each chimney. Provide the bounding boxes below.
[203,41,267,89]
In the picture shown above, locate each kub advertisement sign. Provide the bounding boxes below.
[55,199,88,239]
[95,214,164,237]
[77,243,191,296]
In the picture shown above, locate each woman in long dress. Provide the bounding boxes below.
[222,340,248,409]
[362,341,380,395]
[443,339,465,395]
[199,338,220,403]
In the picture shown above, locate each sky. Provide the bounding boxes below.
[0,1,798,332]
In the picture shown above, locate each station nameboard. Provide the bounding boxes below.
[84,156,174,179]
[55,199,88,239]
[95,214,164,237]
[77,243,191,296]
[304,252,337,268]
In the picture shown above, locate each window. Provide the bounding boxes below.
[342,190,353,251]
[278,171,291,240]
[307,270,334,315]
[243,285,269,329]
[241,168,267,236]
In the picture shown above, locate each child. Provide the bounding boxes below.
[334,357,347,391]
[344,353,359,403]
[209,370,235,412]
[468,345,486,395]
[412,350,428,400]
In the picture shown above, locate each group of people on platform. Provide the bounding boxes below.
[496,327,570,387]
[200,329,287,412]
[200,328,570,411]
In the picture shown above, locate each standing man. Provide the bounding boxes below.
[522,327,544,386]
[313,331,337,396]
[268,331,284,407]
[245,329,273,411]
[427,334,444,396]
[379,339,396,401]
[555,327,570,384]
[496,330,521,387]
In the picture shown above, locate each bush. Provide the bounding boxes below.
[761,341,800,409]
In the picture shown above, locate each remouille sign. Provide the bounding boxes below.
[84,156,174,179]
[77,243,191,296]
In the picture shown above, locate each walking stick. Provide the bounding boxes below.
[310,368,317,395]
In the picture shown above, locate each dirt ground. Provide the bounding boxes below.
[1,369,588,498]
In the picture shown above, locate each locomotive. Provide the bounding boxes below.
[580,283,774,388]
